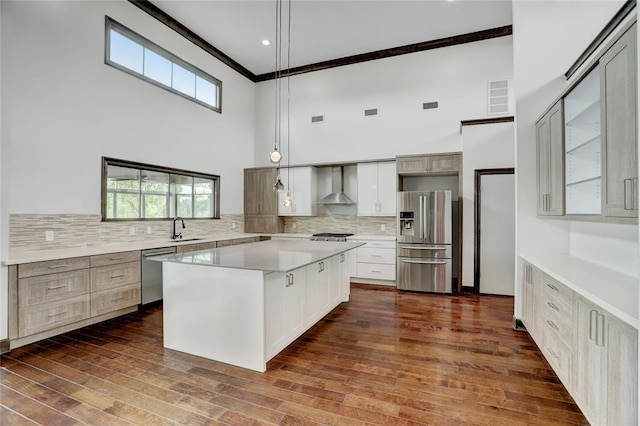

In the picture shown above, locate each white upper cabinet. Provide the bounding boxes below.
[357,161,396,216]
[278,167,318,216]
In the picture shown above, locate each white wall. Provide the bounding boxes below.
[461,122,515,287]
[511,0,628,318]
[254,36,514,166]
[0,0,256,340]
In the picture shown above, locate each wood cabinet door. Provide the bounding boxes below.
[397,157,428,174]
[536,101,564,216]
[259,168,279,215]
[427,154,460,173]
[601,24,638,217]
[573,296,607,425]
[606,315,638,425]
[244,169,261,214]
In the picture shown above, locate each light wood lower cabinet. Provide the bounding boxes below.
[521,261,638,425]
[175,241,217,254]
[10,250,142,349]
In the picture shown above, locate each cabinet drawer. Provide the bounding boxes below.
[356,263,395,280]
[91,283,141,317]
[18,257,90,279]
[359,240,396,249]
[542,307,573,347]
[18,269,90,307]
[18,294,90,337]
[90,250,140,267]
[542,320,572,388]
[357,247,395,264]
[217,237,260,247]
[542,275,573,319]
[91,261,140,292]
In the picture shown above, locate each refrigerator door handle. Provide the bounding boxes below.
[418,195,424,239]
[400,246,447,250]
[401,259,448,265]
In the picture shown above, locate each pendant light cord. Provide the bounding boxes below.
[286,0,292,187]
[273,0,281,165]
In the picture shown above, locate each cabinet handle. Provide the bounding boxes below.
[111,296,125,302]
[48,311,68,318]
[546,320,559,331]
[589,310,597,341]
[547,302,559,312]
[547,347,560,360]
[546,283,558,292]
[47,285,67,291]
[543,194,547,212]
[371,270,382,273]
[340,254,345,263]
[370,254,382,258]
[47,264,68,270]
[596,313,605,347]
[624,179,633,210]
[525,265,531,283]
[109,257,124,261]
[110,274,125,279]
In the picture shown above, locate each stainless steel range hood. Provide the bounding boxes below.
[318,166,355,205]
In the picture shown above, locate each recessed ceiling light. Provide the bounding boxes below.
[262,39,270,46]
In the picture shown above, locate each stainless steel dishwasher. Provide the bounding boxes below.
[141,246,176,304]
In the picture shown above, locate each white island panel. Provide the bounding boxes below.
[163,263,267,372]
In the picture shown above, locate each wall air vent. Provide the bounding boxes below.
[364,108,378,116]
[311,115,324,123]
[423,101,439,110]
[488,80,509,115]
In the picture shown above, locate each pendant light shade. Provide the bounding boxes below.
[269,148,282,163]
[273,176,285,192]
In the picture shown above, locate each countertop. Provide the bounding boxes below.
[150,239,364,273]
[3,233,394,265]
[520,252,638,329]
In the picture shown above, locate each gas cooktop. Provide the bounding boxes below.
[310,233,354,241]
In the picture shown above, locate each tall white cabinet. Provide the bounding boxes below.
[356,161,396,216]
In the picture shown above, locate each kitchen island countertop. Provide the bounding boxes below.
[150,239,363,273]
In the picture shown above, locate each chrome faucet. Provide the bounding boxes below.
[172,217,185,239]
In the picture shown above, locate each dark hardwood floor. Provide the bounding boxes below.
[0,284,587,425]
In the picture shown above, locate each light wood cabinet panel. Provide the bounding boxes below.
[244,167,284,233]
[606,314,638,425]
[90,251,140,268]
[397,154,460,175]
[175,241,217,254]
[536,100,565,216]
[18,257,90,279]
[521,263,539,339]
[541,320,573,388]
[18,269,90,307]
[601,24,638,217]
[19,295,90,338]
[90,261,141,292]
[91,283,141,317]
[216,236,260,248]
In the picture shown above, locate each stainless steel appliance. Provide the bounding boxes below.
[141,246,177,304]
[397,190,452,293]
[310,233,354,242]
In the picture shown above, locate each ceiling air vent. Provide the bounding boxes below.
[364,108,378,116]
[311,115,324,123]
[423,101,439,110]
[488,80,509,115]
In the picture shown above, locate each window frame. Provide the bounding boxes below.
[101,157,220,222]
[104,16,222,113]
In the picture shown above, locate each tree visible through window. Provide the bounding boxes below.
[102,158,220,221]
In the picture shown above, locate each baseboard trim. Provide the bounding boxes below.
[513,317,527,332]
[0,339,10,354]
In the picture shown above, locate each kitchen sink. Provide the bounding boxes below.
[169,238,203,242]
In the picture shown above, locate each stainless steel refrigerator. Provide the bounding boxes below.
[397,190,452,293]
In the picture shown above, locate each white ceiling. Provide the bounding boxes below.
[152,0,513,76]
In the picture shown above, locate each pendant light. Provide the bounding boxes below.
[282,0,293,208]
[269,0,283,165]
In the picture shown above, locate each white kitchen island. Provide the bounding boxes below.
[151,239,363,372]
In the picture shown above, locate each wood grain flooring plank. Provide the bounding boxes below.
[0,406,39,426]
[1,287,587,425]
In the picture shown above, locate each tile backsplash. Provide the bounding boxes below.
[9,214,244,255]
[9,213,396,256]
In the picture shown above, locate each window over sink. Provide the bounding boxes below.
[102,157,220,221]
